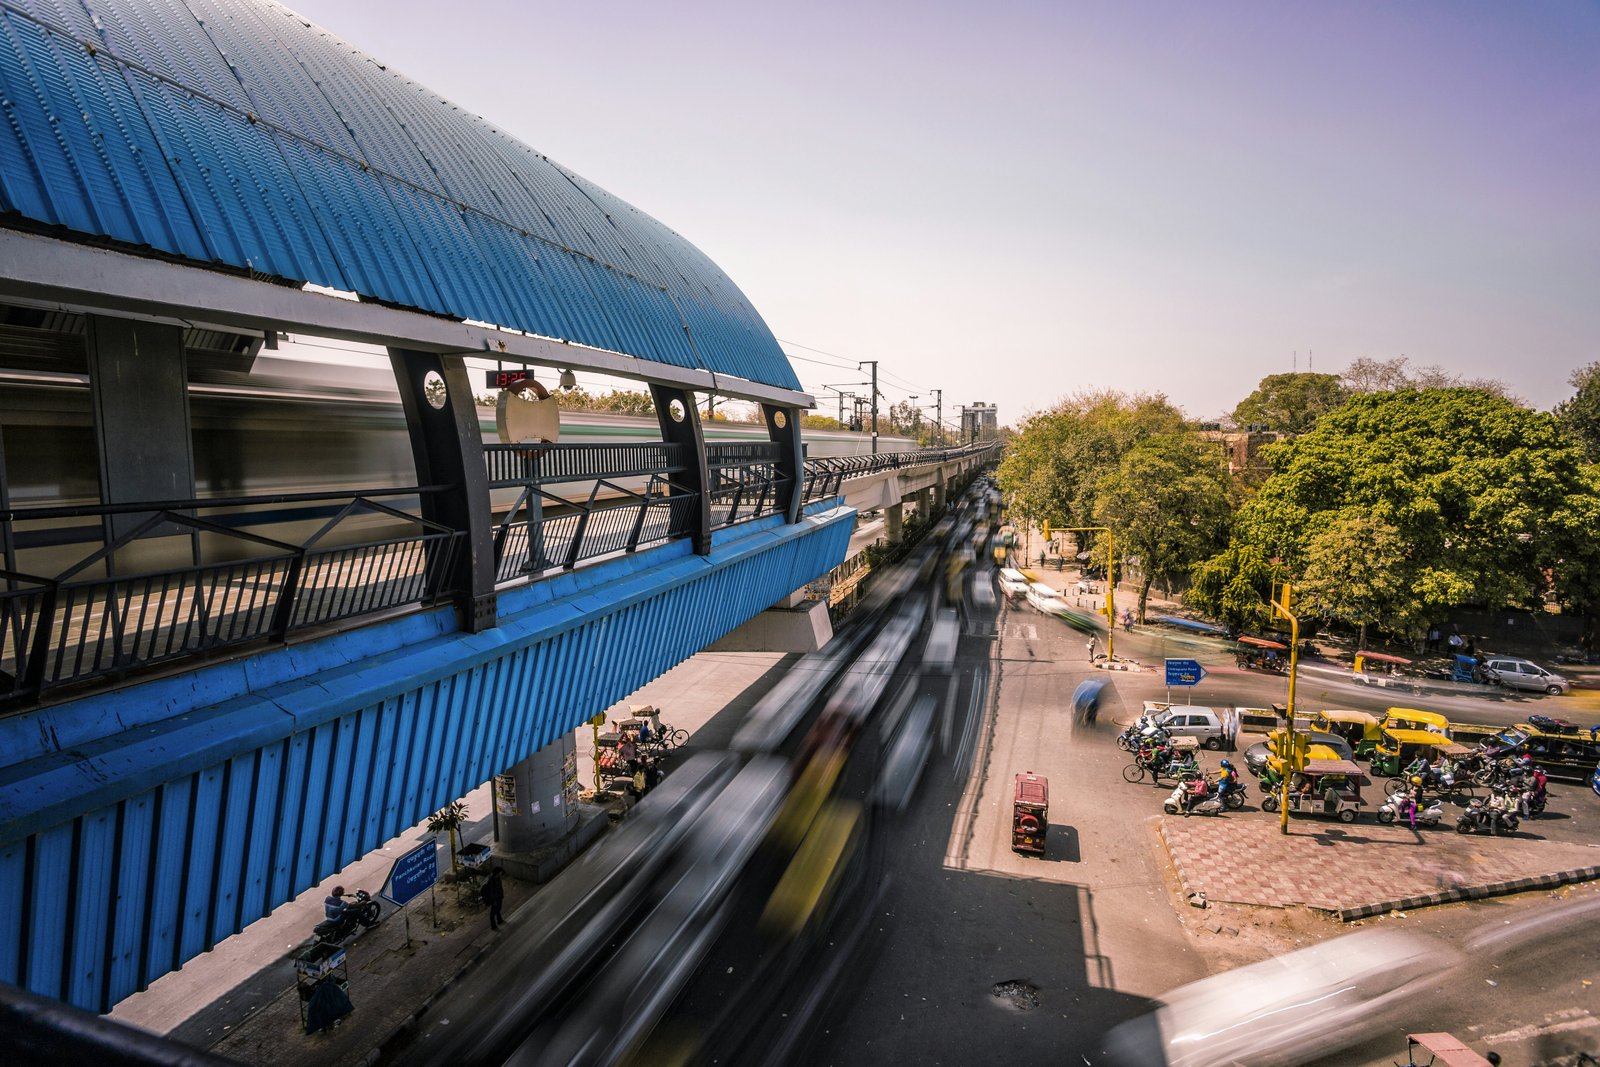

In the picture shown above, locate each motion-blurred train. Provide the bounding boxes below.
[0,352,915,577]
[1,353,916,508]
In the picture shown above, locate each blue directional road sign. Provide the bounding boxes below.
[1165,658,1208,687]
[380,840,439,907]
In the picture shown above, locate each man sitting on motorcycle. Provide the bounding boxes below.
[324,886,349,922]
[1486,787,1514,832]
[1214,760,1240,802]
[1180,775,1210,814]
[1521,767,1549,816]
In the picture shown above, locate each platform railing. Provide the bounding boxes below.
[0,487,462,707]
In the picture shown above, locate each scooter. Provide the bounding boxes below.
[1376,792,1443,827]
[1164,782,1223,816]
[313,889,381,944]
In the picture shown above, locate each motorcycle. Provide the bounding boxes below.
[1213,776,1248,810]
[1455,798,1520,836]
[1117,718,1166,752]
[313,889,381,944]
[1518,788,1547,818]
[1164,781,1223,816]
[1376,792,1443,828]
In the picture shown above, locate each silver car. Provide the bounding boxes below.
[1480,656,1569,695]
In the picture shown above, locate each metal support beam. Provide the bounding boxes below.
[649,384,712,555]
[389,348,497,631]
[763,403,805,524]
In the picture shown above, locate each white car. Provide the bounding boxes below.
[997,567,1031,600]
[1025,582,1070,616]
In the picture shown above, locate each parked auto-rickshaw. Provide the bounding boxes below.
[1012,772,1049,855]
[1260,743,1344,792]
[1315,709,1385,759]
[1236,635,1288,673]
[1259,758,1368,822]
[1371,727,1460,778]
[1380,706,1451,737]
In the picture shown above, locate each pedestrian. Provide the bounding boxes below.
[1121,608,1134,632]
[1447,631,1464,654]
[1038,548,1046,568]
[618,732,638,772]
[1086,636,1098,662]
[480,867,505,930]
[644,758,661,792]
[1427,626,1440,652]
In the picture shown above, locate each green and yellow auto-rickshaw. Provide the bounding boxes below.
[1259,758,1369,823]
[1314,709,1385,760]
[1370,728,1458,778]
[1380,707,1451,737]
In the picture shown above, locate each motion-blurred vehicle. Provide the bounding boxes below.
[1235,635,1288,672]
[997,567,1031,600]
[1098,929,1459,1067]
[1477,720,1600,781]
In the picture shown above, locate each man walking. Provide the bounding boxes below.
[481,867,505,930]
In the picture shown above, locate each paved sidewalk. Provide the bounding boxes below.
[1161,814,1600,920]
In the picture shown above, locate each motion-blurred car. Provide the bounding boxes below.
[1243,730,1354,777]
[1098,928,1459,1067]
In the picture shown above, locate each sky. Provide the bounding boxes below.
[289,0,1600,427]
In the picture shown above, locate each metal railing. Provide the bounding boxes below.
[1,488,462,706]
[0,439,999,707]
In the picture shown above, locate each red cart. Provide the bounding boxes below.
[1012,772,1049,855]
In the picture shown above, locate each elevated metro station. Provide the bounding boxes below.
[0,0,996,1019]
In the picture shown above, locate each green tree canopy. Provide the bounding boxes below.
[1230,372,1347,434]
[1555,361,1600,463]
[1187,542,1280,634]
[996,391,1186,534]
[1201,387,1596,641]
[1095,433,1234,620]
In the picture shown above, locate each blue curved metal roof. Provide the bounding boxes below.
[0,0,799,391]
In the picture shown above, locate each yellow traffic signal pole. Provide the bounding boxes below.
[1056,526,1117,660]
[1271,583,1299,834]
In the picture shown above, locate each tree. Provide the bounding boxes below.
[997,391,1186,541]
[1187,542,1280,634]
[1230,372,1347,434]
[1207,387,1595,642]
[1095,433,1234,620]
[1555,361,1600,463]
[427,800,469,872]
[1340,356,1509,399]
[1293,513,1417,647]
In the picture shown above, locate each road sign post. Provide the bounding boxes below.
[381,839,441,934]
[1164,658,1206,703]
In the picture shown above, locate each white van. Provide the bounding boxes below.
[997,568,1031,600]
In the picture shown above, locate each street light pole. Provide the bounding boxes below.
[932,389,943,447]
[1056,525,1117,661]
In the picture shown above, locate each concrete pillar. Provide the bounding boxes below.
[918,487,934,520]
[933,475,947,511]
[885,502,904,543]
[494,735,578,853]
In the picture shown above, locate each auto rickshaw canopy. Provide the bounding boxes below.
[1381,707,1451,735]
[1356,650,1413,666]
[1238,635,1288,650]
[1301,758,1369,782]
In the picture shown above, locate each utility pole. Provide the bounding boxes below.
[859,360,879,454]
[932,389,943,447]
[907,395,918,439]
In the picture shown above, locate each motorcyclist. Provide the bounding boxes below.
[1180,775,1210,814]
[1486,787,1513,833]
[1521,766,1549,816]
[1215,760,1239,802]
[1403,755,1434,787]
[1399,775,1425,828]
[324,886,350,923]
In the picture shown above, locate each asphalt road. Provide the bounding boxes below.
[809,579,1600,1066]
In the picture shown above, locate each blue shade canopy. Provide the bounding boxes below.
[0,0,800,391]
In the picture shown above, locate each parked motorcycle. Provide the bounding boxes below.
[1164,781,1223,816]
[1376,792,1443,828]
[313,889,381,944]
[1455,798,1520,836]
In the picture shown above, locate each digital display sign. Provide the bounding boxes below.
[484,369,535,389]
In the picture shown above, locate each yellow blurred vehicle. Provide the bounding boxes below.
[1380,706,1450,737]
[1315,709,1384,759]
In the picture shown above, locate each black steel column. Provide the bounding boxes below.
[762,403,804,524]
[86,315,193,544]
[389,349,497,632]
[649,384,711,555]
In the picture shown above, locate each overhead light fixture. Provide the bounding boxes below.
[559,369,577,390]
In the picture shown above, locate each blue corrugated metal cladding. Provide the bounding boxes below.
[0,0,799,391]
[0,503,853,1011]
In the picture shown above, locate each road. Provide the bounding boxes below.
[809,577,1600,1066]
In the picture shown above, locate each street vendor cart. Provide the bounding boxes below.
[1012,772,1049,855]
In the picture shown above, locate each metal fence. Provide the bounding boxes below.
[0,489,462,707]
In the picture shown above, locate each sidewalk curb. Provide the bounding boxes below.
[1335,864,1600,922]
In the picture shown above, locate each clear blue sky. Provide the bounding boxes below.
[293,0,1600,425]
